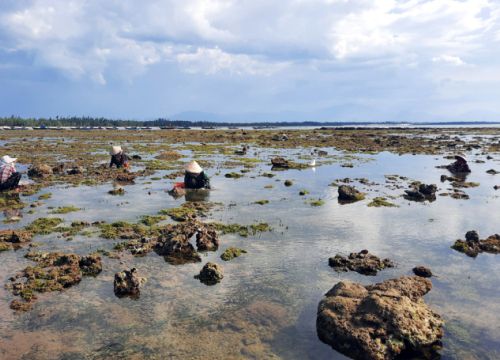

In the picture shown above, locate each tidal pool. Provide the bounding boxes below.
[0,141,499,359]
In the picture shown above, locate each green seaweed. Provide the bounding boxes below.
[367,197,398,208]
[220,247,247,261]
[25,218,64,235]
[50,206,81,214]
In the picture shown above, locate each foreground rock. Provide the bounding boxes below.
[195,262,224,285]
[317,276,443,360]
[114,268,146,298]
[196,227,219,251]
[329,250,394,275]
[444,155,471,174]
[28,164,53,178]
[451,231,500,257]
[6,251,102,311]
[338,185,365,203]
[404,183,437,202]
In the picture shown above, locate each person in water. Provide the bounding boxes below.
[109,146,130,169]
[184,160,210,189]
[0,155,21,191]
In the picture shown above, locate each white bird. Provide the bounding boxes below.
[309,159,316,167]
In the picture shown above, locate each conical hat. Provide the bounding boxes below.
[110,146,122,155]
[185,160,203,173]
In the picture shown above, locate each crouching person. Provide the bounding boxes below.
[184,161,211,189]
[110,146,130,169]
[0,156,21,192]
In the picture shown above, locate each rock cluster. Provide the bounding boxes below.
[154,222,202,264]
[328,250,394,276]
[114,268,146,298]
[195,262,224,285]
[317,276,443,360]
[0,230,33,251]
[338,185,365,203]
[451,231,500,257]
[6,251,102,311]
[404,183,437,202]
[413,266,433,278]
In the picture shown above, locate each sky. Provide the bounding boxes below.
[0,0,500,122]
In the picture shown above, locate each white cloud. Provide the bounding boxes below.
[432,55,466,66]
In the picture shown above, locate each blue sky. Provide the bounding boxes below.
[0,0,499,122]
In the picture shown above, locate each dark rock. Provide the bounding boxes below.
[404,183,437,202]
[486,169,499,175]
[114,268,145,298]
[413,266,433,278]
[329,250,394,275]
[132,155,142,160]
[272,134,288,141]
[195,262,223,285]
[67,165,84,175]
[52,163,66,174]
[317,276,443,360]
[445,155,471,174]
[284,180,293,187]
[115,172,136,183]
[465,230,479,242]
[78,254,102,276]
[338,185,365,203]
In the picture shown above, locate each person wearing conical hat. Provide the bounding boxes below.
[0,155,21,191]
[109,146,130,169]
[184,160,210,189]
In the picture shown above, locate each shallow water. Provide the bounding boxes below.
[1,145,500,359]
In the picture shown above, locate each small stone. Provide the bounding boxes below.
[413,266,433,278]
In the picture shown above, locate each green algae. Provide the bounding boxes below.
[367,197,398,208]
[140,215,166,226]
[308,199,325,207]
[25,217,64,235]
[225,172,243,179]
[220,247,247,261]
[299,189,309,196]
[38,193,52,200]
[50,206,81,214]
[99,221,151,240]
[209,222,271,237]
[254,200,269,205]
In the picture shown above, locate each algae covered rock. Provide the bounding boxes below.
[452,231,500,257]
[317,276,443,360]
[445,155,471,174]
[6,251,102,311]
[271,157,289,168]
[328,250,394,276]
[0,230,33,251]
[28,164,53,178]
[195,262,224,285]
[196,227,219,251]
[114,268,146,298]
[338,185,365,203]
[154,222,202,264]
[220,247,247,261]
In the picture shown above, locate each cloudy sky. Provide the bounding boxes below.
[1,0,499,122]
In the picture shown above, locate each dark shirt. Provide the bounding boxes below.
[184,171,210,189]
[110,153,130,168]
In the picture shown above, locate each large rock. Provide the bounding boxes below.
[317,276,443,360]
[452,231,500,257]
[338,185,365,203]
[446,155,471,174]
[329,250,394,276]
[28,164,53,178]
[195,262,224,285]
[154,222,202,264]
[114,268,146,298]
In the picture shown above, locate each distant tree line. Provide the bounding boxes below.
[0,116,498,127]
